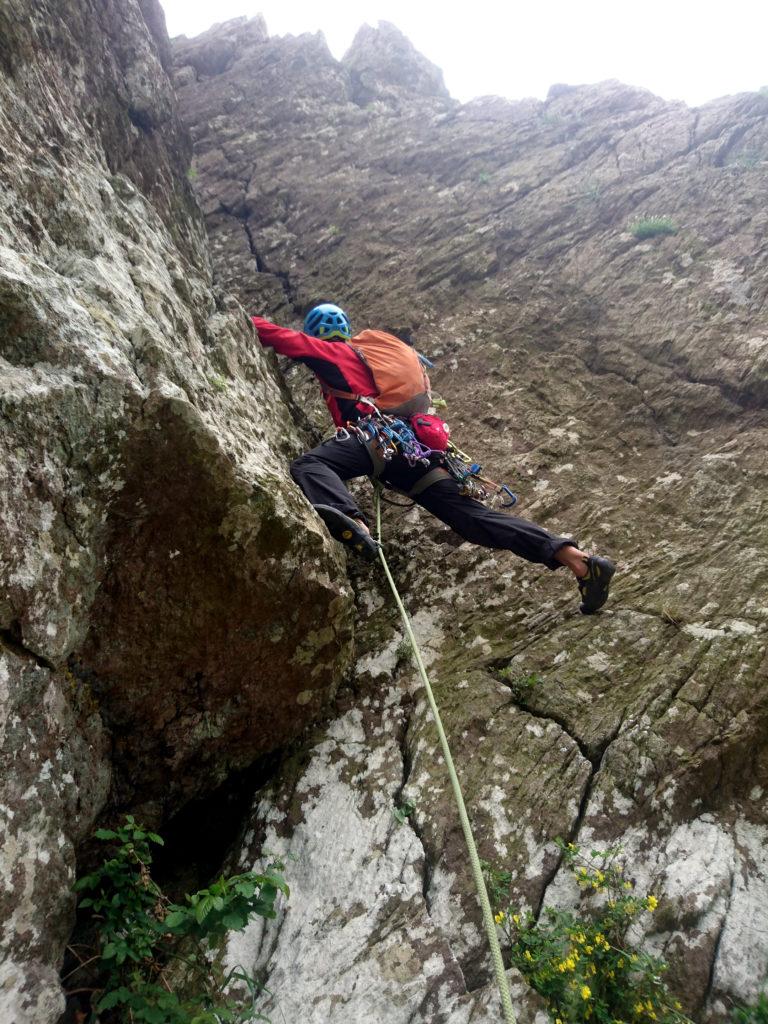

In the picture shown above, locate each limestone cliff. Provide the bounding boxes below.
[0,4,766,1023]
[172,16,768,1024]
[0,3,354,1020]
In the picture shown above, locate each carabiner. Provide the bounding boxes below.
[500,484,518,508]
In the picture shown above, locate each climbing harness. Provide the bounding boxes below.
[373,486,517,1024]
[336,401,518,508]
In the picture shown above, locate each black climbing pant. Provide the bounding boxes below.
[290,436,576,570]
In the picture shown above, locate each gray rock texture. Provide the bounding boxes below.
[0,3,354,1019]
[0,2,767,1021]
[173,16,768,1023]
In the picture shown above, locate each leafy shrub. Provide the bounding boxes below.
[629,217,677,240]
[486,841,692,1024]
[393,799,416,825]
[69,816,288,1023]
[498,668,541,701]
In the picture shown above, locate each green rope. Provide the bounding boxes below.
[373,487,517,1024]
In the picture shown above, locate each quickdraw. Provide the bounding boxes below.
[337,399,434,468]
[444,442,518,508]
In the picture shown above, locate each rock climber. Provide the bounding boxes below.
[251,303,615,614]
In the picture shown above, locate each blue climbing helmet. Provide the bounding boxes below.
[303,303,351,341]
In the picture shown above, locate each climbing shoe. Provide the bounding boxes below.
[578,555,616,614]
[313,504,380,563]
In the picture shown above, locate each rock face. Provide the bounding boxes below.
[1,3,767,1021]
[0,3,354,1019]
[172,17,768,1023]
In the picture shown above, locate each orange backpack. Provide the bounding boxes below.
[326,330,431,416]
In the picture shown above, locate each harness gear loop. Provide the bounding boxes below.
[373,486,517,1024]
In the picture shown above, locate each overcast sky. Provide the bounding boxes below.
[161,0,768,108]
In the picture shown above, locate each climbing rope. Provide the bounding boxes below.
[373,487,517,1024]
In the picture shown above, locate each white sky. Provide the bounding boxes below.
[161,1,768,108]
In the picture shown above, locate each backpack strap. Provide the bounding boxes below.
[323,384,373,404]
[324,386,431,417]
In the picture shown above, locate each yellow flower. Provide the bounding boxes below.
[634,1002,645,1015]
[624,881,633,890]
[585,945,594,955]
[512,913,520,925]
[646,895,658,911]
[674,1002,682,1010]
[581,985,592,1000]
[494,911,505,924]
[524,950,534,962]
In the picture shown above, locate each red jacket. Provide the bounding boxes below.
[252,316,378,426]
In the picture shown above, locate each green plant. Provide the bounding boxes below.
[186,166,199,182]
[395,637,414,666]
[209,374,229,393]
[70,816,288,1023]
[393,800,416,825]
[477,171,491,185]
[498,668,541,700]
[480,860,513,908]
[734,994,768,1024]
[579,179,603,203]
[486,841,691,1024]
[629,217,677,240]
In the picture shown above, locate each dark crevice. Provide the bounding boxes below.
[243,219,265,272]
[491,680,626,920]
[712,121,757,167]
[0,624,56,672]
[580,336,768,420]
[151,749,283,895]
[63,751,283,1024]
[238,215,297,311]
[390,695,434,906]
